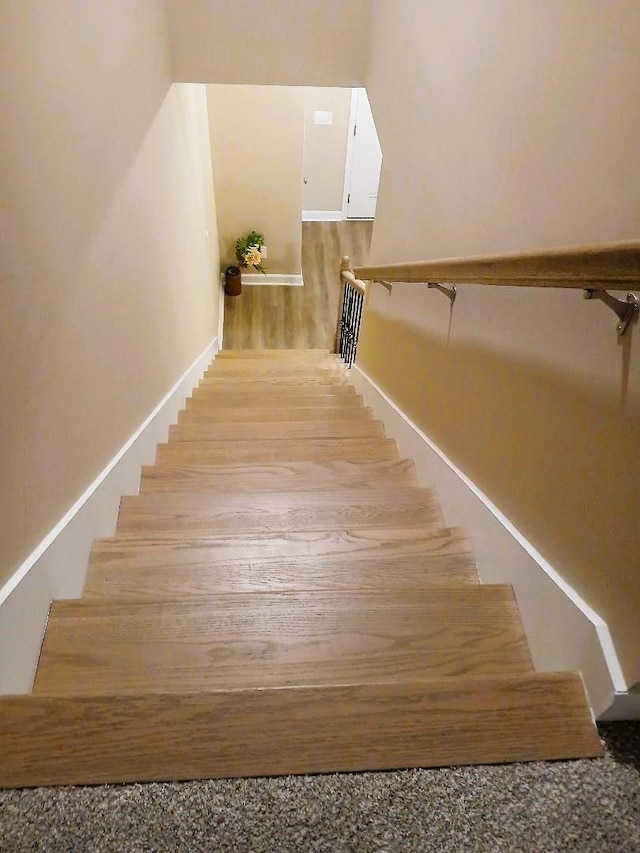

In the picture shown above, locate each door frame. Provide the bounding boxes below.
[341,88,360,220]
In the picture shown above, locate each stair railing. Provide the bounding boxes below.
[353,240,640,338]
[334,257,367,366]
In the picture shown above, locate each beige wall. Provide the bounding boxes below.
[303,88,352,212]
[166,0,371,87]
[360,0,640,683]
[208,85,305,275]
[0,2,220,586]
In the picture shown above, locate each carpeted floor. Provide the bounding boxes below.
[0,724,638,852]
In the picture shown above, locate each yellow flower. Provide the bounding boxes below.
[243,246,262,267]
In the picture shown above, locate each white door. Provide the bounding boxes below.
[345,89,383,219]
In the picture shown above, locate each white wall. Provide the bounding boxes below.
[360,0,640,685]
[0,2,221,686]
[208,85,305,275]
[166,0,371,87]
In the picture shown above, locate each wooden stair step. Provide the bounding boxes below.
[217,349,334,360]
[186,393,365,410]
[167,419,385,442]
[198,376,353,390]
[83,552,479,600]
[89,524,474,573]
[139,460,417,494]
[34,587,534,695]
[205,361,349,377]
[116,488,443,535]
[0,674,602,787]
[155,437,400,466]
[178,406,375,424]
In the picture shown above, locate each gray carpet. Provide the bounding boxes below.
[1,724,638,852]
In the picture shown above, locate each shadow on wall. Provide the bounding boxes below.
[358,305,640,685]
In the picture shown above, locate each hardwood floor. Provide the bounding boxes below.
[222,221,373,350]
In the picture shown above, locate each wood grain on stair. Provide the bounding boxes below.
[0,674,602,788]
[6,343,600,788]
[178,406,375,424]
[83,552,479,600]
[116,488,443,535]
[217,349,333,359]
[34,587,534,695]
[205,361,349,377]
[88,524,474,574]
[139,459,417,494]
[155,438,399,466]
[167,419,385,443]
[198,376,353,390]
[186,392,365,411]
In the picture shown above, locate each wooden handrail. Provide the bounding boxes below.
[354,240,640,290]
[341,268,367,295]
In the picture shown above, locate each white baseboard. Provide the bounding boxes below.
[0,337,218,694]
[351,364,630,719]
[302,210,344,222]
[222,272,304,287]
[242,273,304,286]
[598,690,640,721]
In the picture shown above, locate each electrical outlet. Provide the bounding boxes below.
[260,245,267,259]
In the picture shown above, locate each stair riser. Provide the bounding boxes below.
[0,676,602,787]
[178,407,374,424]
[167,421,385,442]
[217,349,333,360]
[139,459,417,494]
[155,439,399,466]
[185,394,365,410]
[204,364,349,377]
[89,526,474,573]
[116,491,443,535]
[83,555,479,599]
[198,377,353,389]
[36,588,534,695]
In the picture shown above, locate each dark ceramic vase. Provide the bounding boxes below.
[225,265,242,296]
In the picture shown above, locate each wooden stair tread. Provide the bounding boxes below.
[156,438,400,465]
[205,362,350,377]
[198,376,353,389]
[116,487,443,534]
[178,406,375,423]
[0,675,602,787]
[140,459,417,494]
[34,587,534,695]
[83,553,479,600]
[186,393,365,410]
[89,525,474,570]
[168,419,385,442]
[217,349,334,358]
[10,352,600,787]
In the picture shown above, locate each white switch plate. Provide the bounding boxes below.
[314,110,333,126]
[260,245,267,259]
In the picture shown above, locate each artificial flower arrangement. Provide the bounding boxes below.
[235,230,267,275]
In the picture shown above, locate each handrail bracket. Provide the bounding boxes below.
[428,282,457,304]
[583,290,639,337]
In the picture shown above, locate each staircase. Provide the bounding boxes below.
[1,350,602,787]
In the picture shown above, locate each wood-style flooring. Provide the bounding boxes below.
[222,221,373,350]
[0,351,602,788]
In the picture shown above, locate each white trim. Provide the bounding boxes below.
[341,88,359,219]
[302,210,345,222]
[351,364,627,711]
[598,690,640,721]
[0,337,218,692]
[242,273,304,287]
[218,280,225,348]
